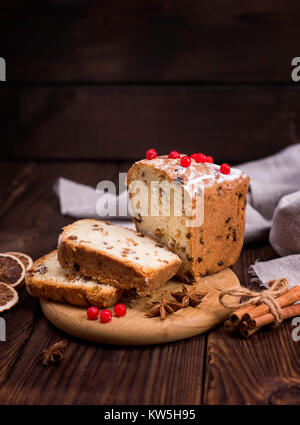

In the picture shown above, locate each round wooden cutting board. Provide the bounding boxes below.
[41,268,240,345]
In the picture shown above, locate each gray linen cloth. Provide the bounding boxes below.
[249,255,300,290]
[239,143,300,254]
[53,178,135,229]
[239,144,300,287]
[54,144,300,287]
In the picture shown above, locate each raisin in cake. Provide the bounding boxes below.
[127,155,250,284]
[57,219,182,296]
[26,250,122,307]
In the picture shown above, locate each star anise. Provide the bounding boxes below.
[171,285,206,307]
[146,295,182,320]
[39,341,67,366]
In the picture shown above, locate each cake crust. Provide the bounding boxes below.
[57,220,182,296]
[26,250,123,308]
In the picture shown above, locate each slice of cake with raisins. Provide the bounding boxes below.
[57,219,182,296]
[25,250,123,307]
[127,152,250,284]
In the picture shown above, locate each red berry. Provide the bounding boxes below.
[146,149,157,160]
[196,153,206,163]
[168,150,180,159]
[180,155,191,167]
[205,156,214,163]
[114,303,127,317]
[100,309,112,323]
[220,163,231,174]
[191,153,206,163]
[87,306,99,320]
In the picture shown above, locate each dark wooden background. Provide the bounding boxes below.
[1,0,300,162]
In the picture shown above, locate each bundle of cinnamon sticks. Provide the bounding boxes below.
[224,286,300,337]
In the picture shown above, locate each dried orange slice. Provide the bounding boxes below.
[5,252,33,271]
[0,282,19,312]
[0,254,26,288]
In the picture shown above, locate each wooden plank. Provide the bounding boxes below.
[0,162,37,221]
[0,161,206,404]
[2,85,300,162]
[1,0,299,82]
[0,161,40,387]
[0,161,119,388]
[0,162,28,203]
[0,315,206,404]
[203,244,300,405]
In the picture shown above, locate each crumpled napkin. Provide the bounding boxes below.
[239,144,300,256]
[53,178,135,229]
[249,255,300,291]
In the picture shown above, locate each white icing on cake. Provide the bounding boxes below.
[139,156,248,196]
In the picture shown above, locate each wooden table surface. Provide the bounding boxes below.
[0,160,299,405]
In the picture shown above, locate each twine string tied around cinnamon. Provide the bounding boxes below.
[218,278,289,325]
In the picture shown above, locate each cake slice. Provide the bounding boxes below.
[26,250,123,307]
[57,219,182,296]
[127,155,250,284]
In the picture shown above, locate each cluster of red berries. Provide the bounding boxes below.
[87,303,126,323]
[146,149,230,175]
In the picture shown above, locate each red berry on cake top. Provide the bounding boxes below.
[205,156,214,163]
[146,149,157,160]
[197,153,207,163]
[180,155,191,167]
[87,306,99,320]
[220,163,231,174]
[114,303,127,317]
[191,153,206,163]
[168,150,180,159]
[100,309,113,323]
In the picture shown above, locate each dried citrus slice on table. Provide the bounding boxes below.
[0,282,19,312]
[0,254,26,288]
[5,252,33,271]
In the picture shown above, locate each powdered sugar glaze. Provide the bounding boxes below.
[139,156,248,193]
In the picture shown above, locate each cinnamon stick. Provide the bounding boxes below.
[241,326,260,338]
[229,304,257,325]
[224,319,235,331]
[224,319,242,334]
[241,303,300,337]
[239,320,249,331]
[244,286,300,324]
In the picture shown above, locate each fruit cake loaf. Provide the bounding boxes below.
[57,219,182,296]
[26,250,122,307]
[127,154,250,284]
